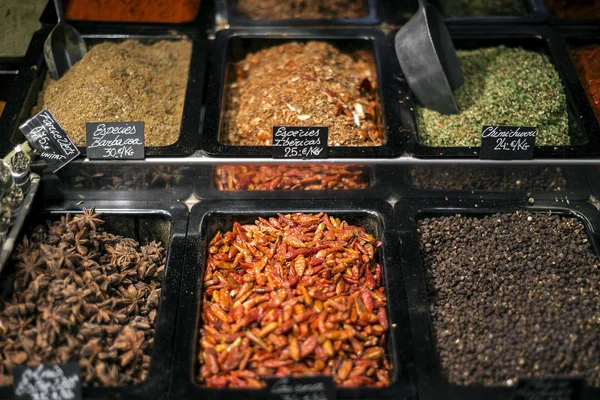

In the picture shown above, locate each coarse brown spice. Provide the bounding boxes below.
[222,41,383,147]
[0,209,167,386]
[34,39,192,147]
[198,213,390,388]
[213,165,370,191]
[416,46,570,147]
[418,212,600,387]
[544,0,600,19]
[233,0,367,20]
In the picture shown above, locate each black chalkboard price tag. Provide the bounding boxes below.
[480,125,536,160]
[512,377,583,400]
[13,362,82,400]
[19,109,80,173]
[272,126,328,159]
[266,376,335,400]
[86,122,145,160]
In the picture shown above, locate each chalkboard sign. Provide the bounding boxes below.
[13,363,81,400]
[272,126,328,159]
[512,377,583,400]
[266,376,335,400]
[480,125,536,160]
[86,122,145,160]
[19,109,80,172]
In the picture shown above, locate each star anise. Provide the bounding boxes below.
[14,252,45,286]
[111,326,145,367]
[75,229,90,255]
[78,207,104,231]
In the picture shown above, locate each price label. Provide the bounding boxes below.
[266,376,335,400]
[13,362,81,400]
[86,122,145,160]
[480,125,536,160]
[272,126,328,159]
[19,109,80,172]
[512,378,583,400]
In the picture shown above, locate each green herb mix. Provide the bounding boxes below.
[441,0,528,17]
[416,46,570,147]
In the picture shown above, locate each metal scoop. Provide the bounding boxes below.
[43,0,87,80]
[395,0,463,115]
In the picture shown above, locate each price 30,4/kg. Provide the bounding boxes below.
[494,137,530,152]
[104,146,135,158]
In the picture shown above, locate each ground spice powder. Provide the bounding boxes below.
[65,0,200,23]
[440,0,528,17]
[223,41,383,147]
[571,45,600,122]
[544,0,600,19]
[416,46,570,147]
[0,102,5,116]
[233,0,367,20]
[34,39,192,147]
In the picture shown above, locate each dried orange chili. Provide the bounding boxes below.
[572,45,600,121]
[65,0,200,23]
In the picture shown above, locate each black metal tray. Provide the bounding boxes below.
[0,25,207,158]
[404,25,600,159]
[0,58,21,119]
[0,200,189,400]
[39,0,215,29]
[200,28,409,158]
[391,164,592,201]
[170,199,415,400]
[218,0,379,27]
[192,164,390,200]
[377,0,547,25]
[395,197,600,400]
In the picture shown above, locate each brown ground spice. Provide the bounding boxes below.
[0,102,5,116]
[222,41,383,147]
[571,45,600,122]
[34,39,192,147]
[233,0,367,20]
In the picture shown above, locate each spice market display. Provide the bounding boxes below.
[0,1,598,400]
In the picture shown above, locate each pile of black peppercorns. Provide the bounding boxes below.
[418,211,600,387]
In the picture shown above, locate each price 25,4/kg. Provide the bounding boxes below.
[493,137,531,152]
[283,146,323,158]
[103,146,135,158]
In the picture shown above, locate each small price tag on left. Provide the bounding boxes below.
[13,362,82,400]
[19,109,80,172]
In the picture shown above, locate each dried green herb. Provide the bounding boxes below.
[416,46,570,147]
[440,0,528,17]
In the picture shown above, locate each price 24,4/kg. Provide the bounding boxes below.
[493,137,530,152]
[104,146,135,158]
[283,146,323,158]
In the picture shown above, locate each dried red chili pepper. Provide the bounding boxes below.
[198,213,390,388]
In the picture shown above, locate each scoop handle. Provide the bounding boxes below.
[52,0,64,24]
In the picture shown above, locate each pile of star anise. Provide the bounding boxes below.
[0,208,166,387]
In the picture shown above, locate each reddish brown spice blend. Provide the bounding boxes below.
[65,0,200,23]
[198,213,390,388]
[233,0,367,20]
[222,41,383,147]
[213,165,370,191]
[544,0,600,19]
[0,102,5,116]
[571,45,600,121]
